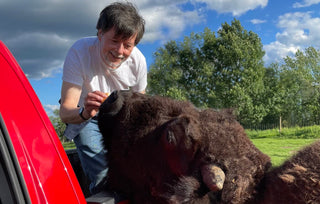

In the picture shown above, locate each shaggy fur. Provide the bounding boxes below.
[248,140,320,204]
[98,90,271,204]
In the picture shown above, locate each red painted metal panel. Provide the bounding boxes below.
[0,41,86,203]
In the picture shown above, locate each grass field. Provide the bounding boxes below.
[250,138,318,166]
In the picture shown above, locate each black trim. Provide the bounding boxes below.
[0,113,31,204]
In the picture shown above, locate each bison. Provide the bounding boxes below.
[97,90,271,203]
[250,139,320,204]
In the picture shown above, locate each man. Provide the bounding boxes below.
[59,2,147,195]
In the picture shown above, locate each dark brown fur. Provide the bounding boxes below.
[249,140,320,204]
[98,90,271,203]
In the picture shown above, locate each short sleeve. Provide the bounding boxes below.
[62,45,83,86]
[131,49,148,92]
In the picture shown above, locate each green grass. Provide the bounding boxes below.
[63,141,76,150]
[246,125,320,166]
[251,138,318,166]
[246,125,320,139]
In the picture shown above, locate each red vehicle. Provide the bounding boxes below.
[0,41,116,204]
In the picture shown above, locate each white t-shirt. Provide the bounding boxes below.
[62,37,147,139]
[62,36,148,107]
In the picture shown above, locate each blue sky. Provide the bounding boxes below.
[1,0,320,116]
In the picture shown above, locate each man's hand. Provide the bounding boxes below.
[60,81,110,124]
[83,91,109,119]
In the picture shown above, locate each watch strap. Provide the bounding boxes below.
[79,107,89,120]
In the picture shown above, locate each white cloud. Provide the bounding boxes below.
[251,19,267,24]
[195,0,268,16]
[44,104,60,116]
[141,5,203,43]
[277,12,320,46]
[263,41,299,65]
[6,32,71,79]
[0,0,103,79]
[293,0,320,8]
[263,11,320,65]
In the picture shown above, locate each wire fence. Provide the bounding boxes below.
[243,121,320,131]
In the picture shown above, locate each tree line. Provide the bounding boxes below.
[147,19,320,128]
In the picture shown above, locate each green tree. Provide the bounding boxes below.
[148,19,267,126]
[49,109,67,142]
[212,20,266,125]
[279,47,320,125]
[262,47,320,128]
[262,63,287,129]
[148,33,210,106]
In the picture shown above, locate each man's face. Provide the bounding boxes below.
[98,27,137,69]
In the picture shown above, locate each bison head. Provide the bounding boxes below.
[98,90,270,203]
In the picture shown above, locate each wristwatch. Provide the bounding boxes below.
[79,107,89,120]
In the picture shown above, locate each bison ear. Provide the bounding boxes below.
[162,117,190,148]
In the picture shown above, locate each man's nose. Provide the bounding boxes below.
[115,43,124,55]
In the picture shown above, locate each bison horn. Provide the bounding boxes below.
[201,164,225,192]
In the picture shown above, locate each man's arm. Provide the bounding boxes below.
[59,81,85,124]
[60,81,108,124]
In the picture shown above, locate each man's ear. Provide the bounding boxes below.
[98,29,103,40]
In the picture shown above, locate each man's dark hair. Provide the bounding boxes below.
[96,2,145,45]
